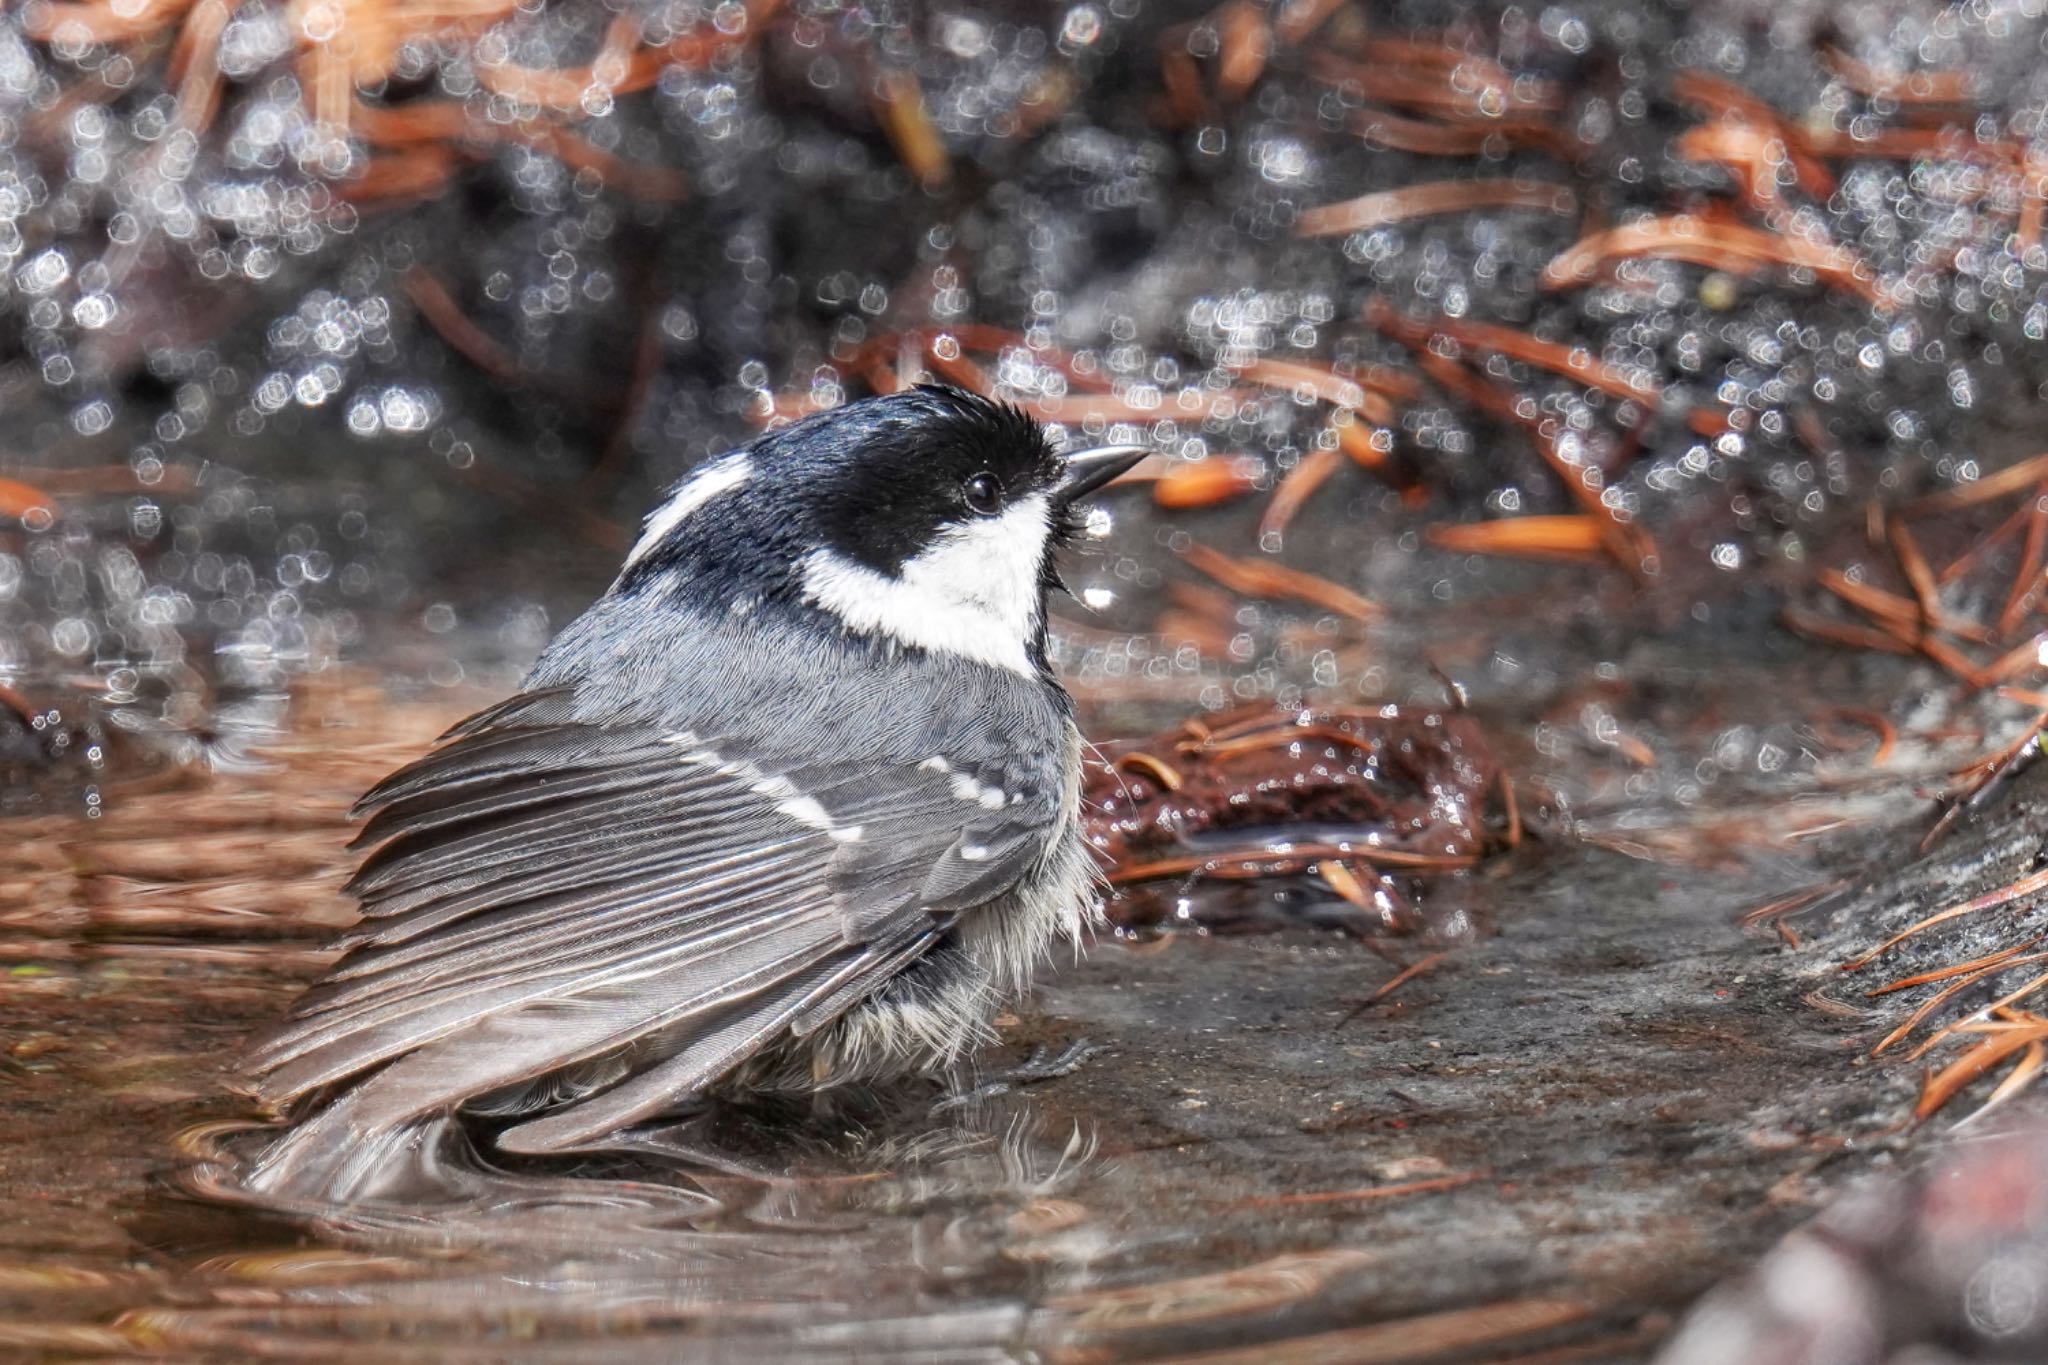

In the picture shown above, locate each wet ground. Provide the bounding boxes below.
[0,648,2000,1363]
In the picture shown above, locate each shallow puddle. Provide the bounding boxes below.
[0,652,1967,1362]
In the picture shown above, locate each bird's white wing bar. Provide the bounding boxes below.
[798,492,1052,677]
[666,735,867,843]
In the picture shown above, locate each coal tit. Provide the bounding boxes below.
[241,385,1144,1197]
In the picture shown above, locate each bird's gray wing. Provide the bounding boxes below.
[241,688,1063,1158]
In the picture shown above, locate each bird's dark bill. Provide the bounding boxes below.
[1053,445,1147,505]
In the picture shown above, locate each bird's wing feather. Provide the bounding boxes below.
[244,688,1062,1146]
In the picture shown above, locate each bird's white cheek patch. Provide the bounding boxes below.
[620,453,754,572]
[799,494,1052,676]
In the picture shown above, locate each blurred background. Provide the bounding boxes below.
[6,0,2048,1359]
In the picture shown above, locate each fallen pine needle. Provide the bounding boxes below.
[1541,214,1883,304]
[1370,951,1447,1002]
[0,477,57,522]
[1918,1015,2048,1120]
[1179,542,1383,620]
[1427,515,1608,562]
[1298,179,1576,237]
[1261,447,1343,538]
[1843,865,2048,970]
[1152,458,1263,510]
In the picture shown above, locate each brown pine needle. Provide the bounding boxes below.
[1816,569,1922,635]
[1870,962,2043,1057]
[354,100,475,148]
[1202,722,1388,762]
[1910,972,2048,1065]
[25,0,199,44]
[1524,424,1657,575]
[0,477,57,522]
[1920,634,1990,689]
[1997,494,2048,637]
[1213,0,1273,101]
[1918,1017,2048,1120]
[501,122,687,201]
[1152,458,1263,510]
[1413,347,1520,423]
[1964,1038,2047,1124]
[1980,633,2048,689]
[1231,357,1368,410]
[1179,542,1383,621]
[1377,314,1661,403]
[1111,845,1475,885]
[1317,859,1382,912]
[1740,878,1851,927]
[1427,515,1607,563]
[1370,304,1651,572]
[1939,498,2034,586]
[1843,866,2048,970]
[874,69,951,190]
[1298,180,1577,237]
[1781,606,1916,655]
[1817,708,1899,765]
[1541,215,1883,304]
[1669,70,1836,197]
[1954,713,2048,784]
[403,266,521,383]
[1867,936,2047,997]
[1312,44,1566,121]
[1261,448,1343,538]
[2022,150,2048,257]
[1333,411,1397,472]
[1351,109,1499,155]
[1111,752,1184,791]
[1371,951,1448,1002]
[1158,45,1207,127]
[1905,452,2048,513]
[1675,124,1806,209]
[167,0,230,133]
[923,343,995,397]
[1889,516,1942,627]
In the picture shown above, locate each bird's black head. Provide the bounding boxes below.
[779,385,1064,576]
[613,386,1143,678]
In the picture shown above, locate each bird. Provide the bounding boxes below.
[238,385,1146,1200]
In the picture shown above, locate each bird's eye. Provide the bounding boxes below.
[963,472,1004,516]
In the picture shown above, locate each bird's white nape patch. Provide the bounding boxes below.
[800,493,1054,676]
[618,452,754,573]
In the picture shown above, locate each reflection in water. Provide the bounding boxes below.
[154,1092,1586,1363]
[155,1097,1111,1361]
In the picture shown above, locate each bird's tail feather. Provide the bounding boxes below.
[242,1095,471,1205]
